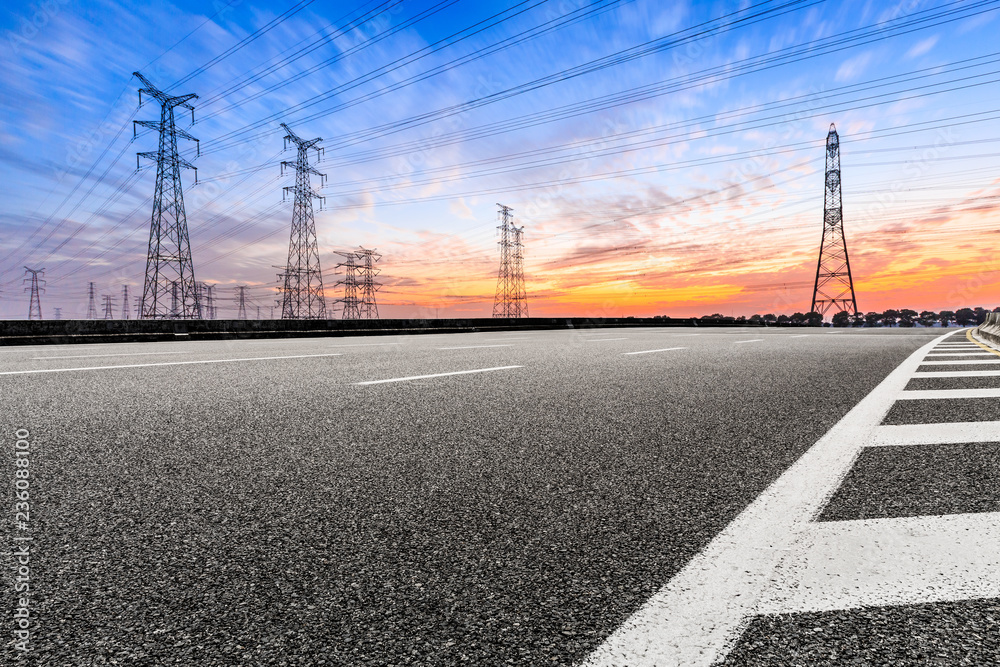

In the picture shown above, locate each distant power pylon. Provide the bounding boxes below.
[23,267,45,321]
[86,282,98,319]
[102,294,115,320]
[133,71,202,320]
[357,247,382,319]
[202,283,216,319]
[811,124,858,318]
[278,122,327,319]
[236,286,248,320]
[492,204,528,318]
[335,252,361,320]
[121,285,131,319]
[54,307,62,320]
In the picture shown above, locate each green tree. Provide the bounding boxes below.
[939,310,955,327]
[881,309,900,327]
[898,309,918,327]
[974,307,988,324]
[864,311,883,327]
[955,308,977,326]
[749,314,763,324]
[777,314,790,324]
[832,310,851,327]
[805,311,823,327]
[850,312,865,327]
[918,310,938,327]
[763,313,777,323]
[790,312,806,324]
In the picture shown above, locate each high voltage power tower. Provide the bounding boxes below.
[335,252,361,320]
[23,267,44,321]
[357,247,381,319]
[235,286,248,320]
[102,294,115,320]
[278,122,327,320]
[133,71,202,320]
[811,124,858,318]
[122,285,131,320]
[335,248,382,319]
[492,204,528,318]
[86,282,98,319]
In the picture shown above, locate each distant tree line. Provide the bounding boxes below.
[690,307,1000,327]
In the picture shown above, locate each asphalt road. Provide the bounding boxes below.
[1,325,993,665]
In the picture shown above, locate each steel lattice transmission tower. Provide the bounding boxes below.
[357,247,382,319]
[335,252,361,320]
[23,267,45,320]
[86,282,98,319]
[811,124,858,318]
[492,204,528,318]
[133,71,202,320]
[236,286,248,320]
[278,122,328,319]
[122,285,131,320]
[102,294,115,320]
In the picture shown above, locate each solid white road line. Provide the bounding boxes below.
[919,359,1000,365]
[759,512,1000,614]
[898,387,1000,400]
[0,353,343,376]
[788,334,809,338]
[622,347,687,356]
[925,352,995,356]
[734,339,763,344]
[583,329,958,667]
[585,338,629,342]
[483,337,531,341]
[355,365,523,385]
[32,351,190,360]
[873,421,1000,446]
[437,345,514,350]
[911,369,1000,377]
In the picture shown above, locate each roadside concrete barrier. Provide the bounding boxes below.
[974,312,1000,348]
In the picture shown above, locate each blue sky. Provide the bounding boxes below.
[1,0,999,319]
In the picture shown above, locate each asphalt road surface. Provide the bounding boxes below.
[1,326,997,665]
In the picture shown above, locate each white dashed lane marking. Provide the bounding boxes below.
[622,347,687,356]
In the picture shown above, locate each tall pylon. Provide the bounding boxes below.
[335,252,361,320]
[236,286,248,320]
[357,247,382,319]
[54,307,62,320]
[102,294,115,320]
[86,282,98,319]
[201,283,216,319]
[121,285,131,320]
[811,124,858,318]
[133,71,202,320]
[278,122,327,319]
[492,204,528,318]
[23,267,44,321]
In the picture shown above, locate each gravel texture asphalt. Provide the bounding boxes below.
[3,325,991,665]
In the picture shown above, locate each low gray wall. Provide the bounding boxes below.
[0,316,778,346]
[974,312,1000,349]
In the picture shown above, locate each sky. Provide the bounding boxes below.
[1,0,998,320]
